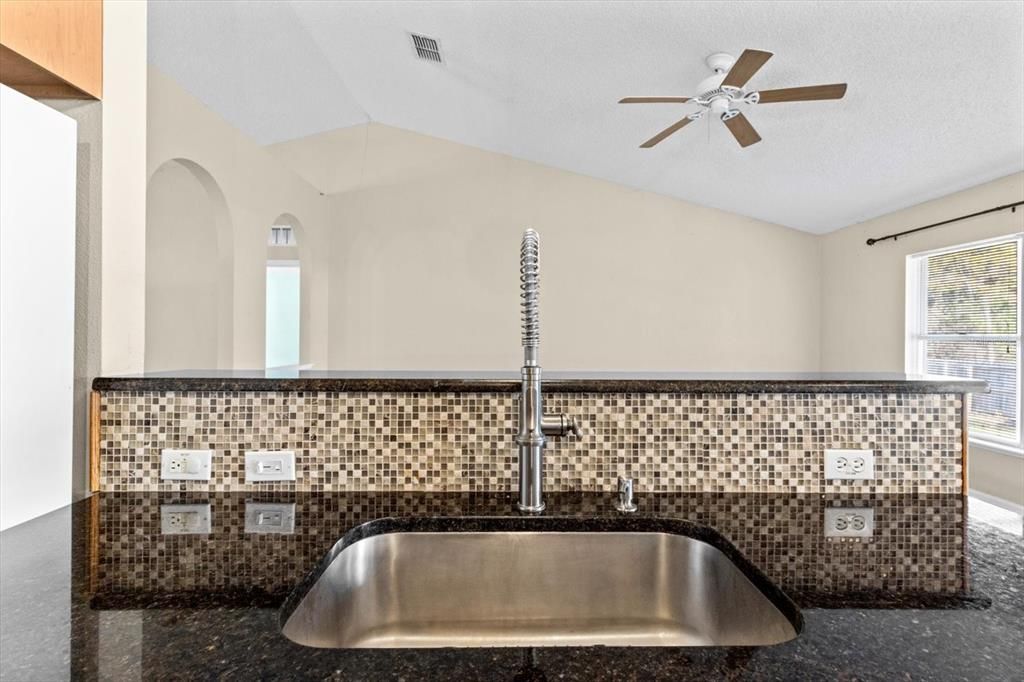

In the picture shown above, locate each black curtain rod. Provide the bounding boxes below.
[865,200,1024,246]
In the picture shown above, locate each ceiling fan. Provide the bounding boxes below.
[619,49,847,148]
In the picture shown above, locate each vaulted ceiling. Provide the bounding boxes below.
[148,0,1024,233]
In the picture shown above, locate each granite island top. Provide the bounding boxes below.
[92,369,988,394]
[1,491,1020,681]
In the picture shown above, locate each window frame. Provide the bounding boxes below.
[905,232,1024,455]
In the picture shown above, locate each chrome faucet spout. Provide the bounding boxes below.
[515,229,578,513]
[520,228,540,367]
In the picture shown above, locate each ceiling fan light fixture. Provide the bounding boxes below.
[710,98,731,116]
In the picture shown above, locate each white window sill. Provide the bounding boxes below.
[970,438,1024,458]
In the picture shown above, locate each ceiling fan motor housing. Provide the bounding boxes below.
[696,73,729,99]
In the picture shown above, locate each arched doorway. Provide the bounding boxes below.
[145,158,233,370]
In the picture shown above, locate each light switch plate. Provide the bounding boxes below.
[824,507,874,538]
[824,449,875,480]
[245,451,296,482]
[160,504,212,535]
[244,502,296,534]
[160,449,213,481]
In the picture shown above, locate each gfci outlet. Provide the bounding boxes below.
[824,507,875,538]
[824,449,875,480]
[245,502,296,534]
[160,449,212,481]
[160,504,212,535]
[245,451,296,482]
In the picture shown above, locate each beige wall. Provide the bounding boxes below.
[970,448,1024,508]
[100,0,147,375]
[820,172,1024,506]
[147,67,329,368]
[149,96,822,372]
[325,124,822,371]
[820,172,1023,372]
[145,160,222,371]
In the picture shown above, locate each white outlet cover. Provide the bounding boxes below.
[160,504,212,535]
[825,507,875,538]
[245,451,296,482]
[244,502,296,534]
[824,449,875,480]
[160,449,213,481]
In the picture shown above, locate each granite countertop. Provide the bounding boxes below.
[1,491,1020,681]
[92,370,988,394]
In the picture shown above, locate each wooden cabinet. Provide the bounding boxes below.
[0,0,102,99]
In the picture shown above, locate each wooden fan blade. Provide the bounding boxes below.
[721,49,773,88]
[639,116,694,148]
[758,84,847,103]
[619,97,691,103]
[723,113,761,148]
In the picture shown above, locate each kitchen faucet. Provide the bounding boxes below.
[516,229,579,513]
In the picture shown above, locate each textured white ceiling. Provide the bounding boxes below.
[148,0,369,142]
[149,0,1024,233]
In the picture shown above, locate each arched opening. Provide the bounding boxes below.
[266,214,303,369]
[145,158,233,370]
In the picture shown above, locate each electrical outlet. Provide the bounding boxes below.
[160,504,212,534]
[824,507,874,538]
[245,451,296,482]
[160,449,212,481]
[244,502,296,534]
[824,449,875,480]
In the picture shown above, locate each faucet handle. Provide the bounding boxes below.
[565,415,581,439]
[541,414,582,439]
[615,475,637,513]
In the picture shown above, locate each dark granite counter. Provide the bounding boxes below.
[1,491,1020,680]
[92,369,988,394]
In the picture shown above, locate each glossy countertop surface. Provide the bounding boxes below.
[1,491,1020,681]
[92,369,988,394]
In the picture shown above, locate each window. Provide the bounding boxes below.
[265,261,300,369]
[907,234,1023,452]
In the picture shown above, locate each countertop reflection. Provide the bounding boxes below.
[1,491,1020,681]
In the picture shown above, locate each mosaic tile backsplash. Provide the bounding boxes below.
[98,391,963,494]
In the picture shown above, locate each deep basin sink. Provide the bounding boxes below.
[281,517,800,649]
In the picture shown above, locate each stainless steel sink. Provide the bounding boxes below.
[281,519,800,649]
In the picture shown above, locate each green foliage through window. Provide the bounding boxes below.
[915,237,1021,445]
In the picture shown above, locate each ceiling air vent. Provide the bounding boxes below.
[410,33,443,64]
